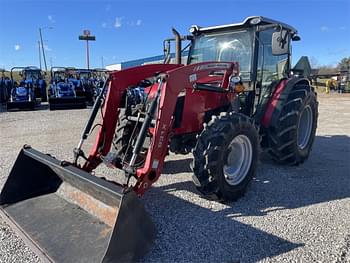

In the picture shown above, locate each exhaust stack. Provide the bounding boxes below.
[172,28,182,64]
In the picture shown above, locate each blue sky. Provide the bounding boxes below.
[0,0,349,69]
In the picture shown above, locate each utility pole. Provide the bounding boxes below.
[39,28,48,72]
[38,26,53,72]
[79,30,96,70]
[101,56,104,68]
[38,41,42,70]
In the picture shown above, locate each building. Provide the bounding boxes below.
[105,52,188,71]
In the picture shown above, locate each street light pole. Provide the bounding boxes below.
[79,30,96,70]
[86,39,90,69]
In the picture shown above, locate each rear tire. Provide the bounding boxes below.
[192,112,259,202]
[266,85,318,165]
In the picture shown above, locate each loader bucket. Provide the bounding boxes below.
[0,146,156,263]
[48,97,86,110]
[7,100,35,110]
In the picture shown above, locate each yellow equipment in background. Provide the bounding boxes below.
[325,79,337,94]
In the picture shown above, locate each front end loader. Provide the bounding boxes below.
[1,16,318,262]
[0,146,155,263]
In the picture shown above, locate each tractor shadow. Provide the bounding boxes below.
[163,157,193,173]
[143,181,303,263]
[142,135,350,262]
[163,135,350,215]
[0,103,49,112]
[34,103,49,111]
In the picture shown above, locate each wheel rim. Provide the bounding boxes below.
[223,134,253,186]
[297,105,313,150]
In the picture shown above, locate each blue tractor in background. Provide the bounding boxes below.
[0,69,11,105]
[48,67,86,110]
[74,69,95,105]
[7,67,46,110]
[91,68,109,98]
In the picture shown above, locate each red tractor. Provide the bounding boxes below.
[0,16,318,262]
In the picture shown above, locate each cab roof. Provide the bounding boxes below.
[192,16,297,35]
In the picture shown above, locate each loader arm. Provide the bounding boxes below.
[134,62,239,195]
[83,64,181,171]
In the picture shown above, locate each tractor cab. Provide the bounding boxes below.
[75,69,95,104]
[187,16,299,79]
[51,67,67,84]
[170,16,301,116]
[49,67,76,98]
[23,67,42,81]
[76,69,91,81]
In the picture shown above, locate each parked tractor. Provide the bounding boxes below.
[6,67,46,110]
[48,67,86,110]
[0,69,11,104]
[74,69,96,105]
[0,16,318,262]
[92,68,109,97]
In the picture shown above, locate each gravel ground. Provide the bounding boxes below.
[0,92,349,263]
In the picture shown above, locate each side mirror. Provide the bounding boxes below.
[292,34,301,41]
[272,29,290,55]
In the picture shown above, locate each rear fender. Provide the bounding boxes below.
[260,77,310,128]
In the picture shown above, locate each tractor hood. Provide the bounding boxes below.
[68,78,80,87]
[57,83,74,93]
[16,87,28,96]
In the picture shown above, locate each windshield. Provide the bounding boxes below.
[25,70,40,80]
[79,72,90,78]
[54,72,66,81]
[188,29,253,80]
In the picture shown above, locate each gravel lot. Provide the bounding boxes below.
[0,92,349,263]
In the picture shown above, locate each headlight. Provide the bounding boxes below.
[189,25,200,34]
[230,75,241,84]
[250,17,261,25]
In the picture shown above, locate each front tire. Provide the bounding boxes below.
[113,109,145,167]
[192,112,259,202]
[113,109,134,162]
[266,84,318,165]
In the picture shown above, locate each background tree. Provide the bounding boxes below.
[337,57,350,71]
